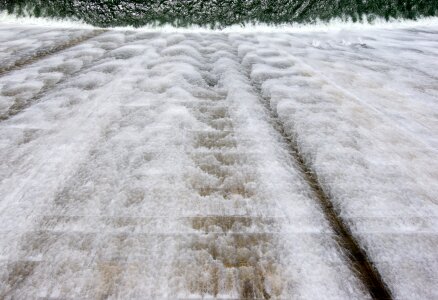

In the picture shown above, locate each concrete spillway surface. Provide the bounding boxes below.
[0,22,438,299]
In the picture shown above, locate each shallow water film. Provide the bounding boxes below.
[1,0,438,298]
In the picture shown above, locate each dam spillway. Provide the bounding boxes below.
[0,21,438,299]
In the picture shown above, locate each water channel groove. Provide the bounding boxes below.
[243,70,393,300]
[0,29,106,77]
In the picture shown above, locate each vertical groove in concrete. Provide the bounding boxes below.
[0,29,106,77]
[237,54,393,300]
[273,114,393,299]
[0,30,109,123]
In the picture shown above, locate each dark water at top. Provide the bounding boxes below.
[0,0,437,28]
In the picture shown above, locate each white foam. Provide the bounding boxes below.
[0,11,93,29]
[233,28,438,299]
[1,21,437,299]
[1,10,438,32]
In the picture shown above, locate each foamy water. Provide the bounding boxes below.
[2,11,438,32]
[0,18,437,299]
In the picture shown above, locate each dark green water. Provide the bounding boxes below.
[0,0,437,28]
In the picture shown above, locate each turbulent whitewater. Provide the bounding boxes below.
[0,18,438,300]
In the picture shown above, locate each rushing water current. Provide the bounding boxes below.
[0,20,438,298]
[1,0,438,298]
[1,0,438,27]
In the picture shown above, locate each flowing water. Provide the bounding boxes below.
[1,2,438,300]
